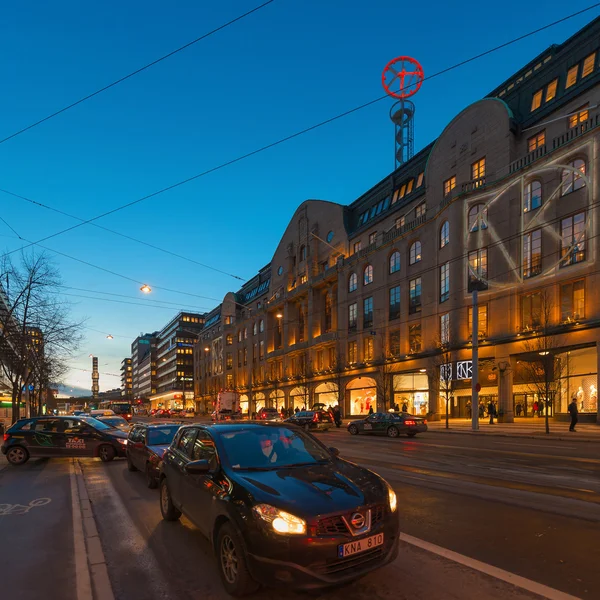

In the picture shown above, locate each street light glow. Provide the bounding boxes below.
[539,351,549,356]
[140,284,152,293]
[106,334,114,340]
[276,313,283,319]
[204,347,210,352]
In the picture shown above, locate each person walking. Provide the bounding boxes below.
[368,406,374,415]
[568,395,579,432]
[466,400,472,419]
[488,400,496,425]
[533,400,539,417]
[402,401,408,413]
[515,402,522,417]
[333,405,342,428]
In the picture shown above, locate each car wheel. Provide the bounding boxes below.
[387,426,400,438]
[407,432,417,438]
[126,453,137,472]
[98,444,115,462]
[160,478,181,521]
[216,522,259,596]
[348,424,359,435]
[6,445,29,466]
[146,463,158,489]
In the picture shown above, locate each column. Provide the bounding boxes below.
[497,357,514,423]
[596,343,600,424]
[427,370,441,420]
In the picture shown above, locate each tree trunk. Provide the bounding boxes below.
[445,395,449,429]
[11,381,19,424]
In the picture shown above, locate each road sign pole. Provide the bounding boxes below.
[471,289,479,431]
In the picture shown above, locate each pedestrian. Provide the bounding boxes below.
[333,405,342,428]
[479,403,485,418]
[294,406,300,414]
[515,403,522,417]
[402,401,408,413]
[568,395,579,432]
[488,400,495,424]
[466,400,472,419]
[533,400,539,417]
[368,406,374,415]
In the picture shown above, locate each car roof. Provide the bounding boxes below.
[191,422,287,433]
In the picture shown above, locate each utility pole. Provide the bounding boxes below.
[471,289,479,431]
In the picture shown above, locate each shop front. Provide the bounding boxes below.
[239,394,249,416]
[346,377,377,416]
[393,373,429,417]
[290,386,310,411]
[314,382,339,408]
[254,392,266,414]
[270,389,285,412]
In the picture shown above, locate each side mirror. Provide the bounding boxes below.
[329,447,340,457]
[185,459,211,475]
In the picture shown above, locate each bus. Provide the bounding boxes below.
[98,400,134,420]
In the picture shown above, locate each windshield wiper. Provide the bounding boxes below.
[232,466,279,471]
[281,460,329,468]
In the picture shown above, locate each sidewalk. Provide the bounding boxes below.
[425,418,600,442]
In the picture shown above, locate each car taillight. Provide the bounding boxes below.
[423,419,427,424]
[3,433,9,442]
[126,414,131,419]
[313,413,319,422]
[405,420,416,426]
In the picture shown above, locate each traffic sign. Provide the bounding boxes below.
[475,383,481,393]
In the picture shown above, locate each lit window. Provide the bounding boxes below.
[523,229,542,278]
[443,176,456,196]
[398,184,407,199]
[527,130,545,152]
[468,204,488,232]
[440,262,450,303]
[415,203,426,218]
[561,280,585,321]
[406,179,414,194]
[569,105,589,128]
[468,305,488,338]
[348,272,357,293]
[259,319,264,333]
[471,157,486,181]
[363,264,373,285]
[440,313,450,345]
[348,341,357,364]
[226,334,233,346]
[395,216,405,229]
[353,241,362,254]
[389,251,401,274]
[524,180,542,213]
[226,353,233,370]
[545,79,558,102]
[416,172,424,188]
[253,322,257,335]
[409,241,421,265]
[348,303,358,330]
[531,89,543,112]
[561,159,586,195]
[521,292,542,329]
[363,337,374,361]
[389,285,401,320]
[440,221,449,248]
[566,65,578,88]
[389,330,401,356]
[561,212,586,266]
[391,189,400,205]
[582,52,596,78]
[363,297,373,329]
[409,323,422,353]
[468,248,488,290]
[369,232,377,245]
[409,277,421,314]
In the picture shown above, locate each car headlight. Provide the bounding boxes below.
[117,438,128,445]
[253,504,306,535]
[386,482,397,512]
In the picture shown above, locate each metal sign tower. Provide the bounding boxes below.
[92,356,99,400]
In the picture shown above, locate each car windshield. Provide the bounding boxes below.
[100,417,128,427]
[81,416,113,431]
[111,404,132,415]
[296,411,313,418]
[220,426,331,470]
[148,426,180,445]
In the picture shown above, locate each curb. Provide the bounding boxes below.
[71,459,115,600]
[425,428,600,443]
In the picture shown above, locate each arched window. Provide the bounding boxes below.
[237,330,242,342]
[468,204,488,232]
[440,221,450,248]
[348,272,357,293]
[363,264,373,285]
[259,319,264,333]
[523,180,542,212]
[389,251,401,274]
[253,322,257,336]
[300,245,307,261]
[409,241,422,265]
[561,158,586,195]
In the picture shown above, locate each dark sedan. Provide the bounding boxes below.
[127,423,181,488]
[285,410,333,431]
[159,422,399,596]
[348,412,428,438]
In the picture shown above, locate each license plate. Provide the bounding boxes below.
[338,533,384,558]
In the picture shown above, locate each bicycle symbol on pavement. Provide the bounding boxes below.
[0,498,52,516]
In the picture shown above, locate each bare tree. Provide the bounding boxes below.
[427,341,454,429]
[375,345,404,413]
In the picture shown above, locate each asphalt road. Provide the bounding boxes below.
[78,427,600,600]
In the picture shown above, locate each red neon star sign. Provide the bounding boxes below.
[382,56,424,99]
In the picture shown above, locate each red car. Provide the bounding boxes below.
[153,409,172,418]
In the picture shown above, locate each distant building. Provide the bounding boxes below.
[120,358,133,399]
[131,332,158,401]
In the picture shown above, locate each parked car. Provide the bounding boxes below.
[159,422,399,595]
[347,412,428,438]
[182,409,196,418]
[211,409,242,422]
[90,409,115,417]
[153,409,172,418]
[1,416,128,465]
[127,423,182,488]
[285,410,333,431]
[96,415,132,432]
[256,407,283,422]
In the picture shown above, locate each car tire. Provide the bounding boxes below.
[98,444,116,462]
[146,463,158,489]
[348,424,359,435]
[6,445,29,466]
[387,426,399,438]
[126,453,137,472]
[407,432,417,438]
[160,478,181,521]
[216,522,259,597]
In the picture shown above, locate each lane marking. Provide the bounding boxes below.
[400,533,581,600]
[70,460,93,600]
[0,498,51,515]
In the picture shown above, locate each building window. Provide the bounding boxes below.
[582,52,596,78]
[468,204,488,232]
[353,241,362,254]
[328,347,336,367]
[300,273,307,284]
[523,229,542,278]
[527,130,545,152]
[521,292,542,329]
[226,374,233,388]
[560,280,585,321]
[569,105,589,128]
[253,322,257,336]
[531,89,543,112]
[298,311,305,342]
[560,212,586,266]
[409,241,421,265]
[440,313,450,345]
[226,352,233,370]
[244,327,248,339]
[316,350,324,371]
[471,157,486,182]
[348,272,358,292]
[226,334,233,345]
[524,180,542,212]
[300,245,307,261]
[409,323,422,353]
[406,179,414,194]
[369,232,377,245]
[363,264,374,285]
[389,285,400,320]
[545,78,558,102]
[259,340,265,359]
[566,64,578,88]
[409,277,422,314]
[363,337,374,361]
[440,221,449,248]
[416,172,424,188]
[348,341,357,364]
[389,251,401,274]
[363,297,373,329]
[243,347,248,365]
[440,262,450,303]
[415,203,426,218]
[443,176,456,196]
[324,293,332,332]
[561,159,586,195]
[237,330,242,343]
[468,305,488,338]
[468,248,488,289]
[389,330,400,357]
[349,303,358,331]
[259,319,264,333]
[395,216,405,230]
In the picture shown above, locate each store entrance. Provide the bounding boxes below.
[513,393,554,417]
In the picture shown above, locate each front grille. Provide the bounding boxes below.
[317,547,385,575]
[316,515,348,536]
[372,504,385,525]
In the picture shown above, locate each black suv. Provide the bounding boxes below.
[1,416,128,465]
[159,422,399,595]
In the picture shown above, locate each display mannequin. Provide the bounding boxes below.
[577,386,584,411]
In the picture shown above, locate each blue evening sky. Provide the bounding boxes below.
[0,0,597,392]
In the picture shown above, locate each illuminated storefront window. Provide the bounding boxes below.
[346,377,377,416]
[393,373,429,416]
[557,347,597,414]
